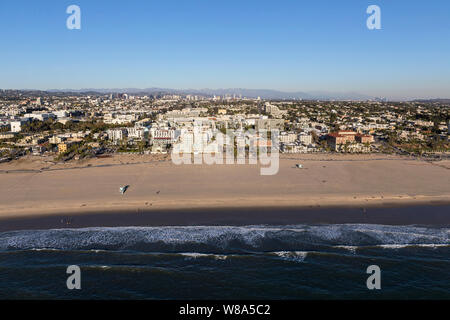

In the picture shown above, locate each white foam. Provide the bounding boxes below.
[213,255,228,260]
[379,244,409,249]
[273,251,308,262]
[334,245,358,253]
[415,243,449,248]
[1,224,449,252]
[29,248,61,252]
[379,243,449,249]
[180,252,210,258]
[180,252,229,260]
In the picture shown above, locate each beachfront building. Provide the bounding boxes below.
[355,133,374,144]
[298,133,313,145]
[326,131,355,149]
[151,128,181,144]
[57,139,83,154]
[327,131,374,153]
[280,141,318,154]
[174,130,218,154]
[126,127,146,140]
[148,128,181,153]
[32,144,47,156]
[279,132,298,144]
[281,143,307,153]
[107,128,128,142]
[57,142,69,154]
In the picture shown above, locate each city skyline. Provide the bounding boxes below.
[1,0,450,99]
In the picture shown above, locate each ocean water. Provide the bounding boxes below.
[0,224,449,299]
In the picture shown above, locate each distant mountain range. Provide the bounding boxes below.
[3,88,447,102]
[46,88,376,101]
[413,98,450,104]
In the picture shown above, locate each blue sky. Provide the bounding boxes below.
[0,0,449,99]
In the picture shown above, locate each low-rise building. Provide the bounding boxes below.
[57,141,78,154]
[107,128,128,141]
[279,132,298,144]
[326,131,374,152]
[0,132,15,140]
[355,133,374,144]
[10,120,29,132]
[298,133,312,145]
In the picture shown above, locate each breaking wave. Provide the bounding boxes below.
[271,251,308,262]
[0,224,449,254]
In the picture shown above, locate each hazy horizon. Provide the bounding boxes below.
[2,86,449,102]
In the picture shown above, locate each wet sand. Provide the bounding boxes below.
[1,205,450,232]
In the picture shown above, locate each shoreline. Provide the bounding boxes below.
[1,203,450,232]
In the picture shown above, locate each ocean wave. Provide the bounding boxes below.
[0,224,449,253]
[180,252,228,260]
[334,243,450,252]
[378,243,450,250]
[271,251,308,262]
[334,245,358,253]
[29,248,62,252]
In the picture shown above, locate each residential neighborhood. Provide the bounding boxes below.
[1,90,449,163]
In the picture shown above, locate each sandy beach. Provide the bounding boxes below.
[0,153,449,229]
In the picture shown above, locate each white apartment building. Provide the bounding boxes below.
[298,133,312,145]
[281,143,308,153]
[104,113,137,125]
[151,128,181,143]
[264,103,287,118]
[23,113,55,121]
[127,127,146,139]
[174,130,218,154]
[10,120,29,132]
[279,132,298,144]
[53,110,68,118]
[49,135,65,144]
[107,128,128,141]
